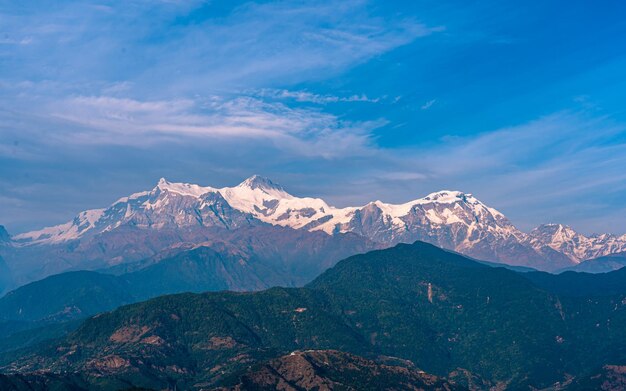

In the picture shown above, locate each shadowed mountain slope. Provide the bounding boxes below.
[2,242,626,389]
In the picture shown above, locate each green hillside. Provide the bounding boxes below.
[2,242,626,390]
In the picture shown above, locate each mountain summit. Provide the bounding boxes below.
[238,174,285,193]
[8,176,626,274]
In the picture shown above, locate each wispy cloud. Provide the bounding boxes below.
[380,112,626,233]
[0,37,33,45]
[254,89,383,104]
[250,88,387,105]
[0,1,443,96]
[8,94,382,159]
[2,0,625,238]
[145,1,443,92]
[420,99,437,110]
[3,102,626,235]
[292,111,626,235]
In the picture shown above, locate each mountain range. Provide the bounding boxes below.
[2,175,625,292]
[2,241,626,390]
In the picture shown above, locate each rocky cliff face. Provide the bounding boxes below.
[222,350,462,391]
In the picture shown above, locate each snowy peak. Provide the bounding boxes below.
[155,178,214,198]
[222,176,331,229]
[532,223,577,237]
[528,223,589,262]
[528,223,626,263]
[238,175,285,193]
[229,175,292,203]
[311,189,517,249]
[422,190,471,203]
[12,175,626,271]
[417,190,502,215]
[11,181,511,246]
[411,190,507,223]
[13,208,106,244]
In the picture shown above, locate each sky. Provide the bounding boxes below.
[1,0,626,235]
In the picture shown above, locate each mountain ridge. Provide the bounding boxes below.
[6,176,626,274]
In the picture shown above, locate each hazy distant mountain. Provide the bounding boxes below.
[557,252,626,273]
[0,226,12,293]
[0,271,135,323]
[2,176,626,285]
[523,267,626,297]
[4,242,626,390]
[0,226,10,244]
[0,257,12,297]
[0,232,374,325]
[0,227,12,293]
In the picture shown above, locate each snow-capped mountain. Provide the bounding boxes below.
[13,176,517,248]
[7,175,626,273]
[528,223,626,263]
[13,178,260,244]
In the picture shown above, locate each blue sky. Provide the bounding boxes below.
[1,0,626,235]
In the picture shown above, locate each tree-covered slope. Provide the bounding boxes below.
[307,243,570,384]
[0,271,134,323]
[2,242,626,390]
[0,226,375,325]
[523,267,626,297]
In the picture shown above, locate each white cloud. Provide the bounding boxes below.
[0,1,444,94]
[421,99,436,110]
[308,111,626,234]
[401,112,626,232]
[0,37,33,45]
[254,89,383,104]
[42,95,381,158]
[150,2,443,90]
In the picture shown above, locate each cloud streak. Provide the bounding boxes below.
[377,112,626,234]
[420,99,436,110]
[6,94,381,159]
[254,89,383,104]
[0,0,442,97]
[2,104,626,236]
